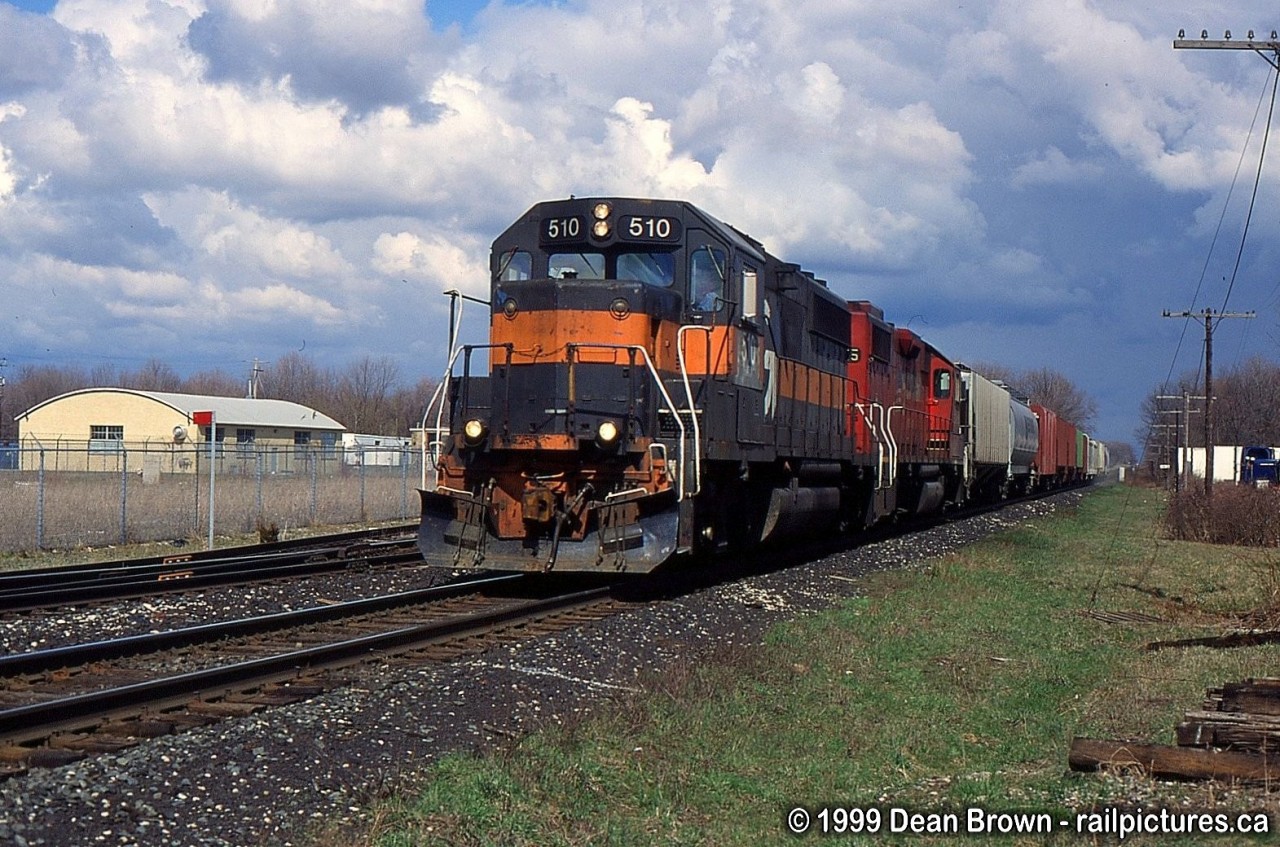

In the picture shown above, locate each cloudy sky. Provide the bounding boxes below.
[3,0,1279,448]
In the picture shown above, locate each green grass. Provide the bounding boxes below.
[326,485,1280,846]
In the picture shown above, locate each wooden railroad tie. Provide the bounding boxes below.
[1070,678,1280,783]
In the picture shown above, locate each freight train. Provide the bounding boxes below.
[418,197,1105,573]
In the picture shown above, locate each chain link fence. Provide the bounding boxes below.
[0,442,424,554]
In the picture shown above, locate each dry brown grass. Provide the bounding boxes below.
[1164,483,1280,546]
[0,466,419,556]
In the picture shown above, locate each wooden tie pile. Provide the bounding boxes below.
[1071,679,1280,783]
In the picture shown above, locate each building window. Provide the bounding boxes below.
[201,425,226,456]
[236,428,256,455]
[294,431,311,460]
[89,424,124,453]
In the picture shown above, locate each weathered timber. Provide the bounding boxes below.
[1178,721,1280,752]
[1070,737,1280,783]
[1219,679,1280,715]
[1177,706,1280,751]
[1146,630,1280,651]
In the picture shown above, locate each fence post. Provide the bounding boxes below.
[255,449,264,520]
[309,453,318,524]
[193,446,201,539]
[120,449,129,544]
[401,450,409,518]
[36,449,45,550]
[359,449,367,521]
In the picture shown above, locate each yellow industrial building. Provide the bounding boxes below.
[16,389,346,473]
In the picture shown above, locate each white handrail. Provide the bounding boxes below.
[675,325,712,498]
[418,343,466,490]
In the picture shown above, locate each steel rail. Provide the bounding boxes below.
[0,583,614,747]
[0,537,421,612]
[0,522,417,588]
[0,574,524,677]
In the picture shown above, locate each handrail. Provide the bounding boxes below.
[419,343,515,491]
[852,401,882,488]
[419,343,466,490]
[884,405,904,488]
[676,325,712,497]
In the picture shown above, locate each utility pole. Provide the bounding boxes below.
[1162,310,1254,498]
[248,358,264,399]
[1175,30,1280,68]
[1157,393,1205,491]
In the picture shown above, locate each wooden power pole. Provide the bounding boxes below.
[1162,309,1254,497]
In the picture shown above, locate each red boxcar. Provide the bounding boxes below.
[1032,403,1077,488]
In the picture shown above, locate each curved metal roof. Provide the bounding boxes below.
[18,388,346,431]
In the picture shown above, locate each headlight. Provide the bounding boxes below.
[596,420,620,448]
[592,220,611,238]
[592,202,611,220]
[463,419,488,446]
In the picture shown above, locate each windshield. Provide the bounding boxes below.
[549,253,605,279]
[617,252,675,287]
[496,249,532,281]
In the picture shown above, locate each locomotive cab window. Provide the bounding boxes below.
[617,251,675,287]
[496,249,532,281]
[690,244,726,311]
[933,368,952,400]
[549,252,605,280]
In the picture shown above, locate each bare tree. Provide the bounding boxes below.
[183,368,246,398]
[7,364,88,419]
[1106,440,1135,466]
[124,358,183,391]
[969,361,1097,430]
[89,363,121,387]
[1211,356,1280,446]
[1015,367,1098,431]
[390,375,439,434]
[265,351,332,412]
[334,355,402,433]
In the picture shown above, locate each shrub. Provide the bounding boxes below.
[1165,483,1280,546]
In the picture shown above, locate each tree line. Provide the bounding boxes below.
[3,354,1119,460]
[1138,355,1280,460]
[1,352,437,439]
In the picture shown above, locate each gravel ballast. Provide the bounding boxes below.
[0,494,1082,846]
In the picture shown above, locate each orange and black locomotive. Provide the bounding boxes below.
[417,197,996,573]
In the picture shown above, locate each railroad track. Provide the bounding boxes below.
[0,486,1093,779]
[0,574,634,778]
[0,523,421,612]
